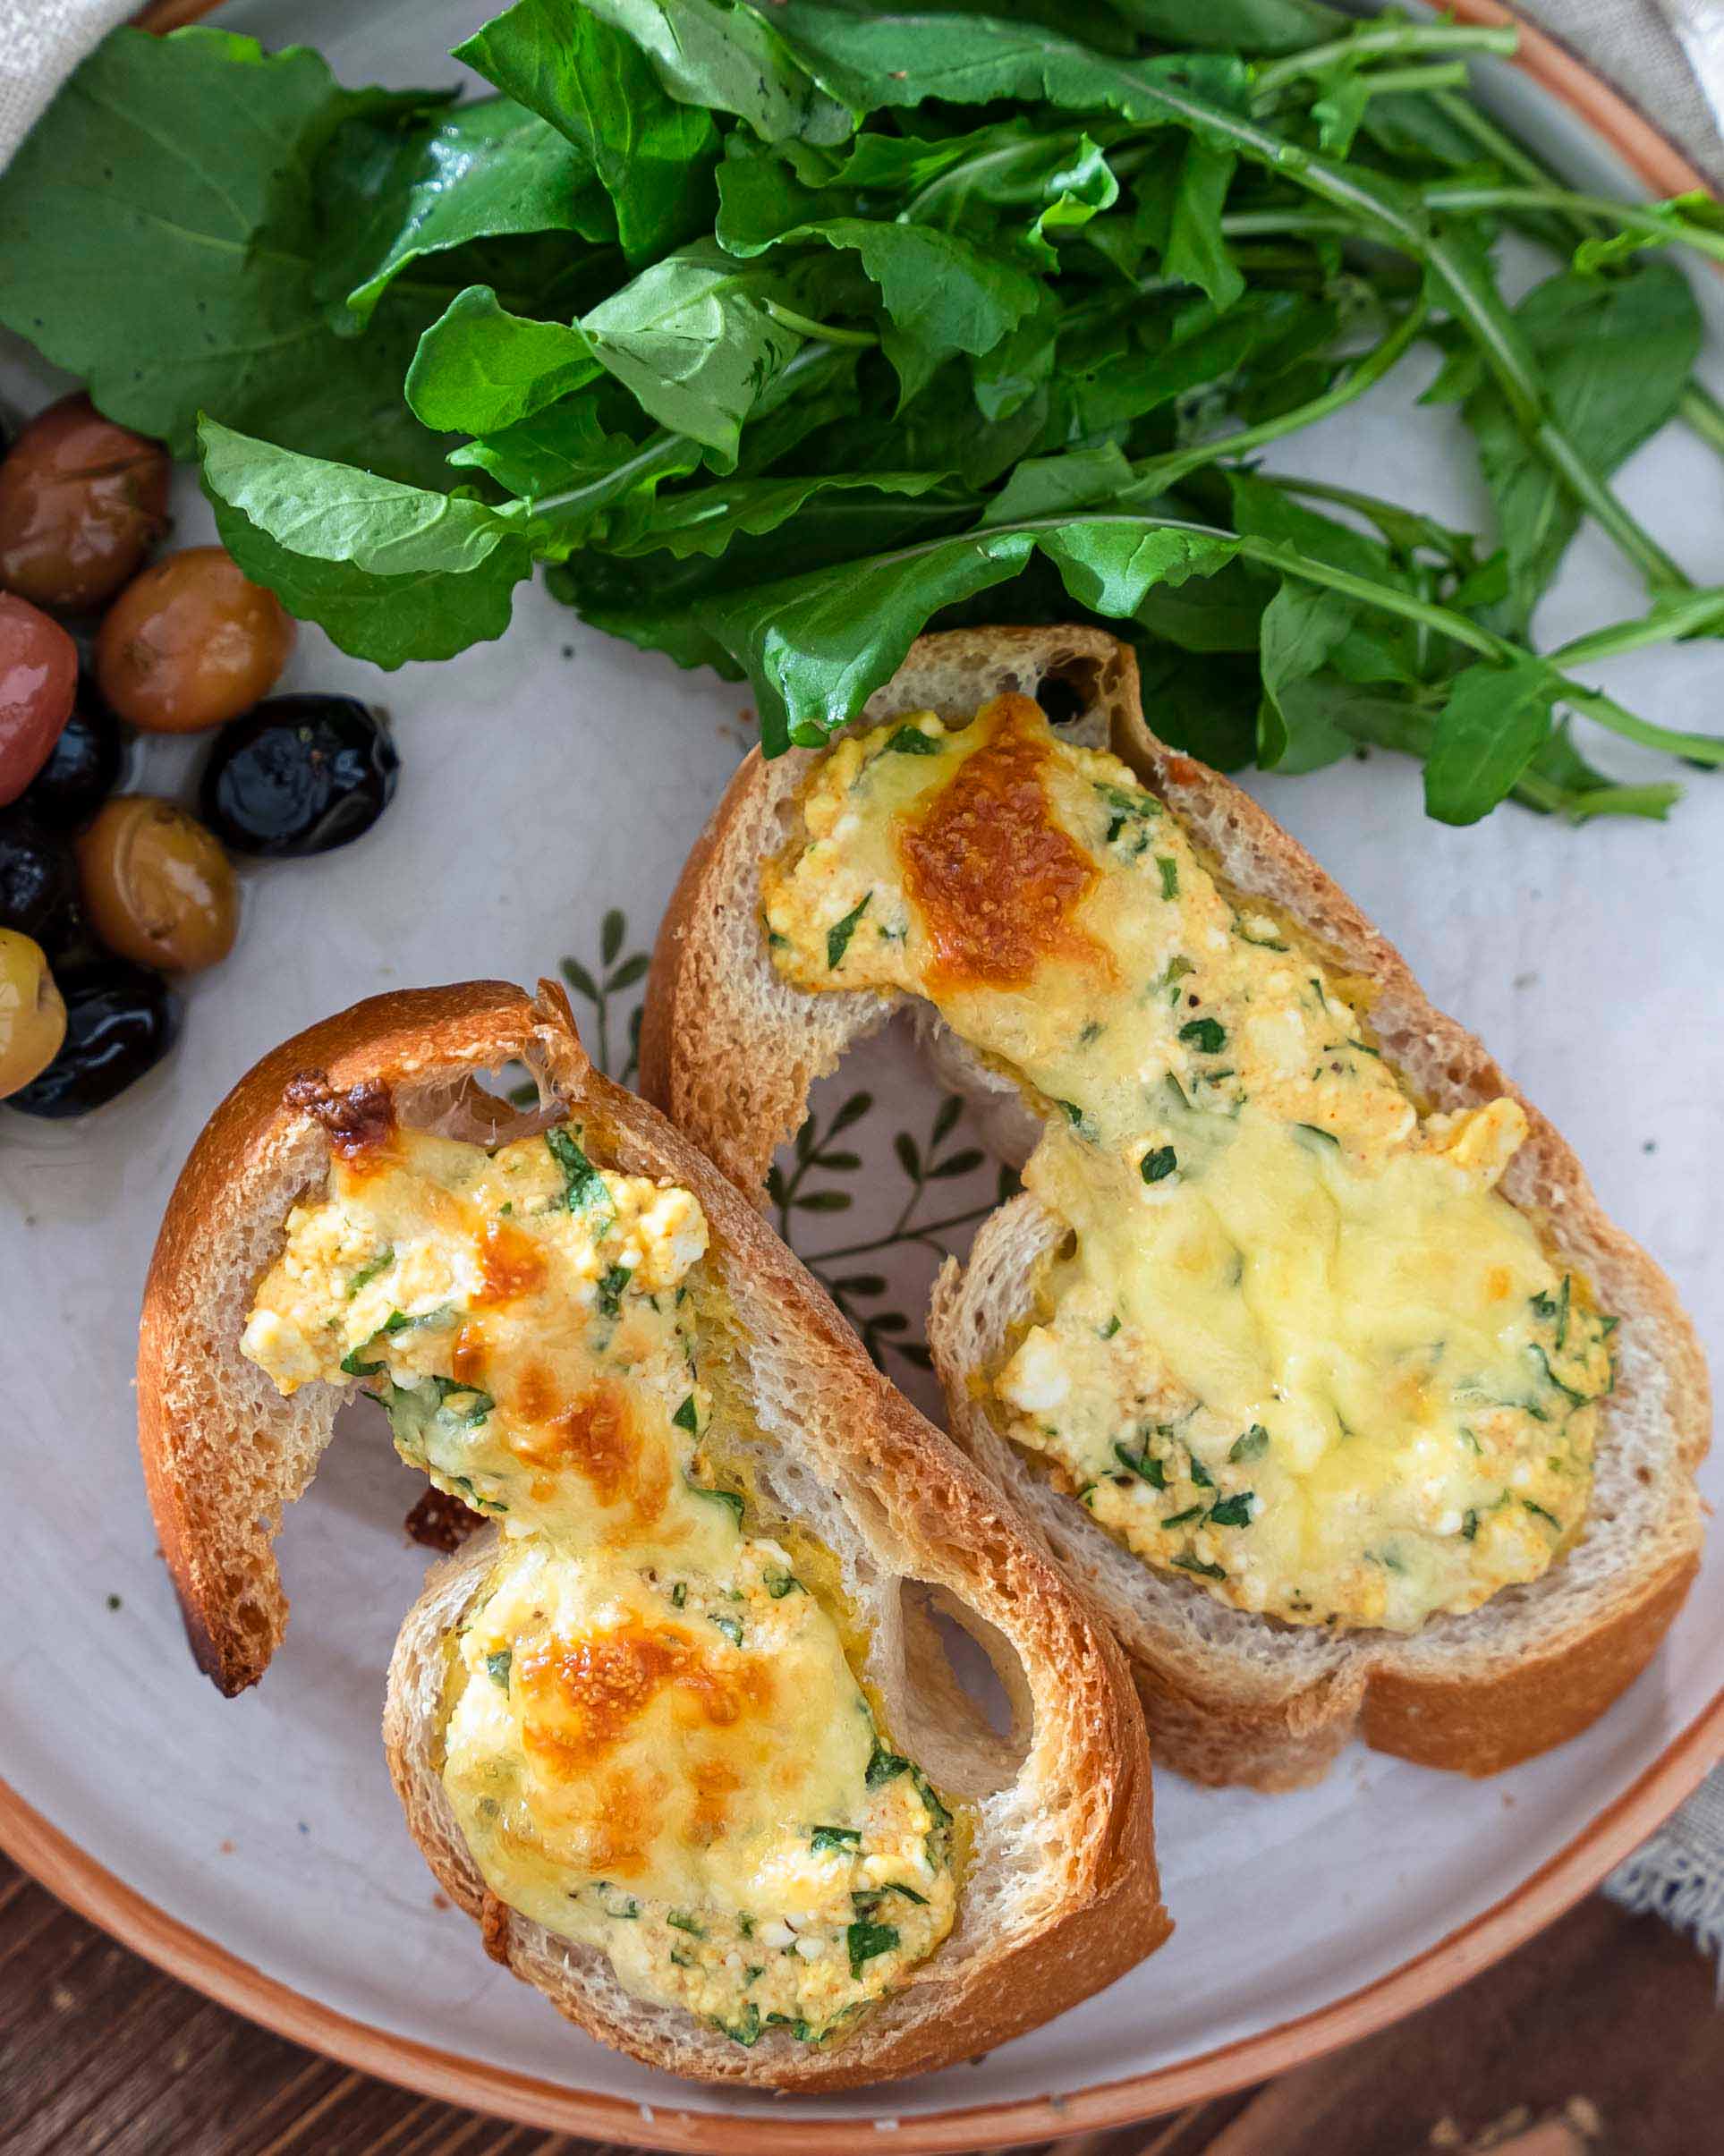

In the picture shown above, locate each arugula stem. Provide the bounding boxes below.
[1349,64,1472,100]
[528,430,691,522]
[1531,420,1691,590]
[1250,24,1517,105]
[1121,296,1429,499]
[1425,183,1724,267]
[760,299,878,346]
[1547,590,1724,666]
[1559,686,1724,766]
[1679,381,1724,452]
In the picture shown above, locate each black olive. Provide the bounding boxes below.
[21,697,123,828]
[4,958,179,1118]
[199,694,399,857]
[0,809,76,941]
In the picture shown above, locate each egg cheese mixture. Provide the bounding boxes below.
[241,1121,955,2047]
[761,695,1615,1634]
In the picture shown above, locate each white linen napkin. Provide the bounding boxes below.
[0,0,1720,1971]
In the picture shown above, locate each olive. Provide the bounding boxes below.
[0,929,67,1099]
[20,697,123,828]
[0,591,78,804]
[76,795,238,973]
[4,956,178,1118]
[0,809,76,941]
[0,395,169,613]
[200,694,399,857]
[96,547,294,734]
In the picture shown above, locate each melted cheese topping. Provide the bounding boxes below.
[242,1123,955,2044]
[761,696,1613,1632]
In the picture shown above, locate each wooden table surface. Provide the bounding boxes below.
[1,1861,1718,2156]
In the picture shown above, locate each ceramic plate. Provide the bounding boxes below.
[2,2,1721,2146]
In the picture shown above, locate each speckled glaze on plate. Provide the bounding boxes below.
[2,2,1720,2145]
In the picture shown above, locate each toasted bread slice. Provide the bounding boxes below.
[641,628,1711,1788]
[138,980,1168,2085]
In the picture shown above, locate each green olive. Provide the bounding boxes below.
[0,929,66,1097]
[76,795,238,973]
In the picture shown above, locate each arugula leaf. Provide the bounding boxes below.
[760,4,1253,133]
[580,0,852,144]
[1424,658,1558,825]
[607,471,956,559]
[456,0,720,262]
[717,142,1044,404]
[581,242,804,461]
[1121,0,1346,52]
[1256,582,1355,773]
[981,444,1134,527]
[1164,141,1244,311]
[0,28,454,481]
[200,421,533,666]
[406,286,599,436]
[334,95,616,326]
[1462,264,1700,632]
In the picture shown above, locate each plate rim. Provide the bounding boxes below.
[6,1688,1723,2151]
[7,0,1718,2144]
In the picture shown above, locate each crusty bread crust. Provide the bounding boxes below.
[641,627,1711,1787]
[137,979,1168,2085]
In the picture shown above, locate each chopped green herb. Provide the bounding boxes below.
[884,724,941,756]
[1141,1145,1177,1184]
[339,1346,384,1378]
[1530,1343,1592,1404]
[667,1911,706,1937]
[827,895,870,969]
[595,1262,633,1318]
[1229,1424,1269,1464]
[1208,1492,1254,1527]
[1100,1314,1122,1339]
[856,1880,930,1908]
[671,1581,687,1608]
[1532,1274,1573,1349]
[1114,1440,1167,1488]
[721,2003,762,2047]
[485,1649,512,1689]
[672,1393,700,1434]
[1162,1504,1206,1528]
[1462,1509,1480,1540]
[1156,855,1179,901]
[689,1480,746,1527]
[765,1569,804,1598]
[546,1126,606,1212]
[431,1377,495,1423]
[846,1918,901,1979]
[1294,1122,1341,1149]
[866,1740,911,1786]
[1179,1017,1227,1054]
[709,1613,744,1647]
[1188,1450,1214,1490]
[811,1826,862,1852]
[1171,1554,1227,1581]
[347,1249,394,1296]
[1523,1498,1563,1530]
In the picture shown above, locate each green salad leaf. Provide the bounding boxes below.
[9,0,1720,823]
